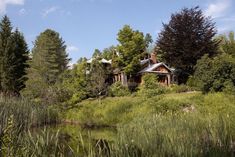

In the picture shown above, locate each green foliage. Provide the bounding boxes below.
[21,129,71,157]
[223,80,235,94]
[216,31,235,57]
[171,84,192,93]
[186,75,201,90]
[11,29,29,93]
[116,112,235,157]
[108,82,130,97]
[102,46,117,60]
[0,15,13,94]
[62,92,235,156]
[157,6,218,83]
[23,29,70,100]
[65,92,202,126]
[0,16,29,95]
[87,58,109,98]
[0,97,60,156]
[116,25,146,76]
[144,33,153,49]
[59,58,89,107]
[138,73,166,97]
[92,49,102,58]
[194,53,235,93]
[0,93,228,156]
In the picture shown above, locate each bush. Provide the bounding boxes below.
[171,84,192,93]
[223,80,235,94]
[138,74,166,97]
[108,82,131,97]
[186,76,201,90]
[194,54,235,93]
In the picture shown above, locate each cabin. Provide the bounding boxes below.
[113,53,177,87]
[87,53,177,87]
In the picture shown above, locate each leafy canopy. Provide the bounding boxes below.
[116,25,146,76]
[157,6,218,83]
[193,54,235,93]
[216,31,235,57]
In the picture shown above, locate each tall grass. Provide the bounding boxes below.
[0,97,60,156]
[114,113,235,157]
[12,112,235,157]
[0,92,234,156]
[60,92,235,157]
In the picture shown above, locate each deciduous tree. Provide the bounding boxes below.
[157,6,218,83]
[217,31,235,57]
[116,25,146,76]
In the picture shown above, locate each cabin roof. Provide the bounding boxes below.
[138,62,173,74]
[140,59,150,65]
[87,58,112,64]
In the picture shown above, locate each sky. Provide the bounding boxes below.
[0,0,235,63]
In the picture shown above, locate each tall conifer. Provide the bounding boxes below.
[0,16,29,95]
[11,29,29,93]
[23,29,70,98]
[0,15,14,94]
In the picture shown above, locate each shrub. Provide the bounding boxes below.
[138,74,166,97]
[171,84,192,93]
[108,82,131,97]
[223,80,235,94]
[194,54,235,93]
[186,76,201,90]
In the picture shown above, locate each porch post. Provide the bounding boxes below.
[167,74,171,86]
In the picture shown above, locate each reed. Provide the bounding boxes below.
[0,97,60,156]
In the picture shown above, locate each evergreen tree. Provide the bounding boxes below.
[0,15,14,94]
[0,16,29,95]
[23,29,70,98]
[157,6,218,83]
[11,29,29,93]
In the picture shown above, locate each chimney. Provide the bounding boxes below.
[150,52,157,64]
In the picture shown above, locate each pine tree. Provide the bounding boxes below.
[0,16,29,95]
[0,15,15,94]
[23,29,70,98]
[11,29,29,93]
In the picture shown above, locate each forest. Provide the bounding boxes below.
[0,6,235,157]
